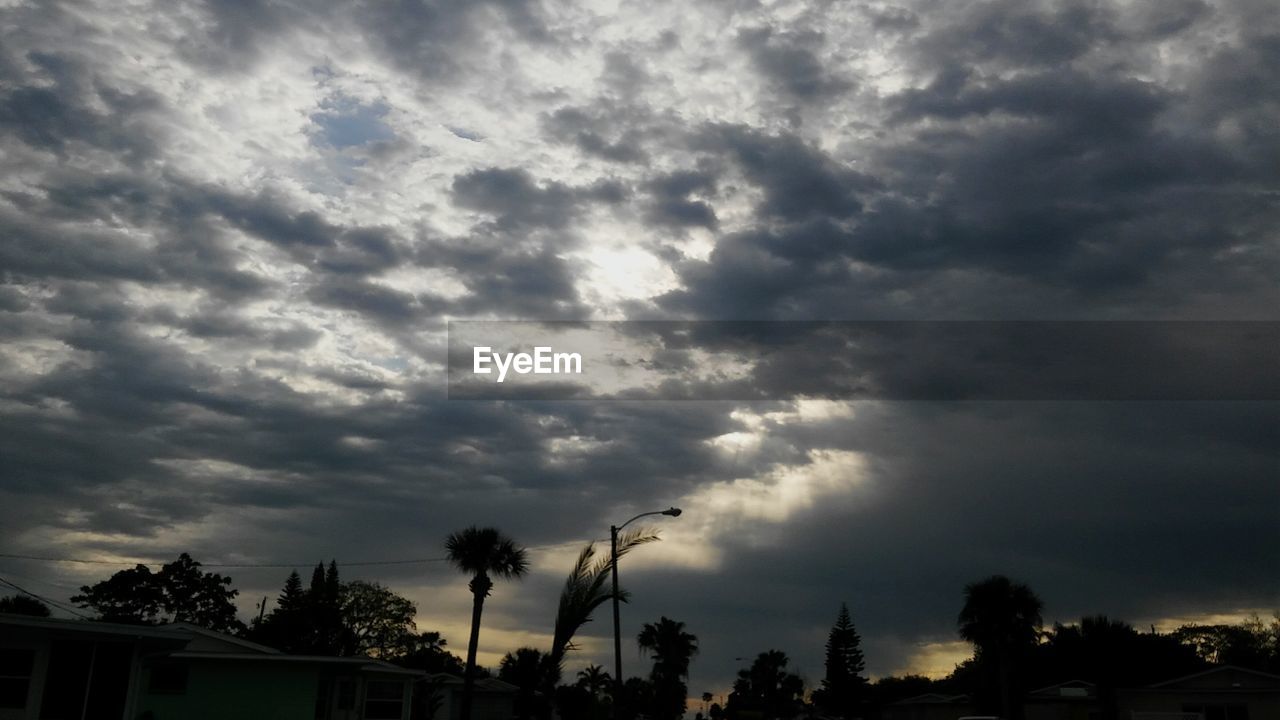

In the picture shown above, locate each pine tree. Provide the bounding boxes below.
[309,563,326,596]
[819,603,867,717]
[278,571,305,612]
[325,560,340,601]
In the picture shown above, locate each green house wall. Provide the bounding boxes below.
[138,662,318,720]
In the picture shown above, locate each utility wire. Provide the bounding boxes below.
[0,575,92,620]
[0,553,450,568]
[0,540,592,570]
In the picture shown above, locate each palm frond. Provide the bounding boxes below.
[549,528,661,666]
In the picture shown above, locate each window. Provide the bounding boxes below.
[0,647,35,709]
[336,678,355,710]
[314,677,333,720]
[148,663,189,694]
[364,680,405,720]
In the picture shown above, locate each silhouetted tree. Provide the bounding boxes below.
[556,684,598,720]
[619,677,655,720]
[500,647,557,720]
[0,594,51,617]
[253,570,310,652]
[396,631,468,674]
[279,570,305,611]
[812,603,867,718]
[72,553,241,632]
[577,664,613,698]
[867,674,948,706]
[638,616,699,720]
[71,564,164,623]
[1173,613,1280,673]
[157,554,242,632]
[727,650,804,720]
[1032,615,1206,720]
[341,580,417,657]
[957,575,1043,720]
[254,561,372,655]
[445,526,530,720]
[304,560,345,654]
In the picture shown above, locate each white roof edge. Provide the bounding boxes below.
[164,622,282,654]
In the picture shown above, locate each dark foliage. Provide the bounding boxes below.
[0,594,52,616]
[71,553,241,633]
[812,603,868,717]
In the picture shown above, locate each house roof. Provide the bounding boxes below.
[889,693,969,705]
[1028,679,1097,699]
[167,651,423,676]
[164,622,281,654]
[1147,665,1280,689]
[1,613,190,642]
[1,613,419,677]
[427,673,520,692]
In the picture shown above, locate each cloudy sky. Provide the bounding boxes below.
[1,0,1277,695]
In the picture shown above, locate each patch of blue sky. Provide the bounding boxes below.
[446,125,484,142]
[311,96,395,149]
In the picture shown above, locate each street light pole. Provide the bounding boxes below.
[610,507,682,720]
[611,524,623,716]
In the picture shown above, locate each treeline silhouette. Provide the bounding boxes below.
[4,547,1278,720]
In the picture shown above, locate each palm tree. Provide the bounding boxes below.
[957,575,1043,720]
[638,617,699,720]
[577,664,613,698]
[446,526,530,720]
[499,647,556,720]
[550,529,659,669]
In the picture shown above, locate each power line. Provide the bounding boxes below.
[0,541,589,570]
[0,553,449,568]
[0,575,92,620]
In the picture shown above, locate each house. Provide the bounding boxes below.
[0,612,421,720]
[1024,680,1098,720]
[426,673,518,720]
[1117,665,1280,720]
[877,692,972,720]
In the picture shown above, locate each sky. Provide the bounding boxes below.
[1,0,1278,698]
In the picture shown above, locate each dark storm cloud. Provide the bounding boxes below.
[661,3,1279,321]
[542,105,651,164]
[306,276,446,326]
[915,0,1119,68]
[643,169,720,229]
[0,51,163,161]
[695,125,876,222]
[736,27,854,102]
[144,0,551,83]
[418,238,587,318]
[451,168,585,230]
[351,0,551,82]
[617,399,1279,678]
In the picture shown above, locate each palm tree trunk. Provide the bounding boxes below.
[999,650,1013,720]
[462,575,489,720]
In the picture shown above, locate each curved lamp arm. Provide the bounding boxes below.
[614,507,682,533]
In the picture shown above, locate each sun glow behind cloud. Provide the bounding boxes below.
[637,402,869,571]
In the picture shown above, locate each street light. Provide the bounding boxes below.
[611,507,682,719]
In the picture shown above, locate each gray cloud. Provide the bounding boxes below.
[737,27,854,103]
